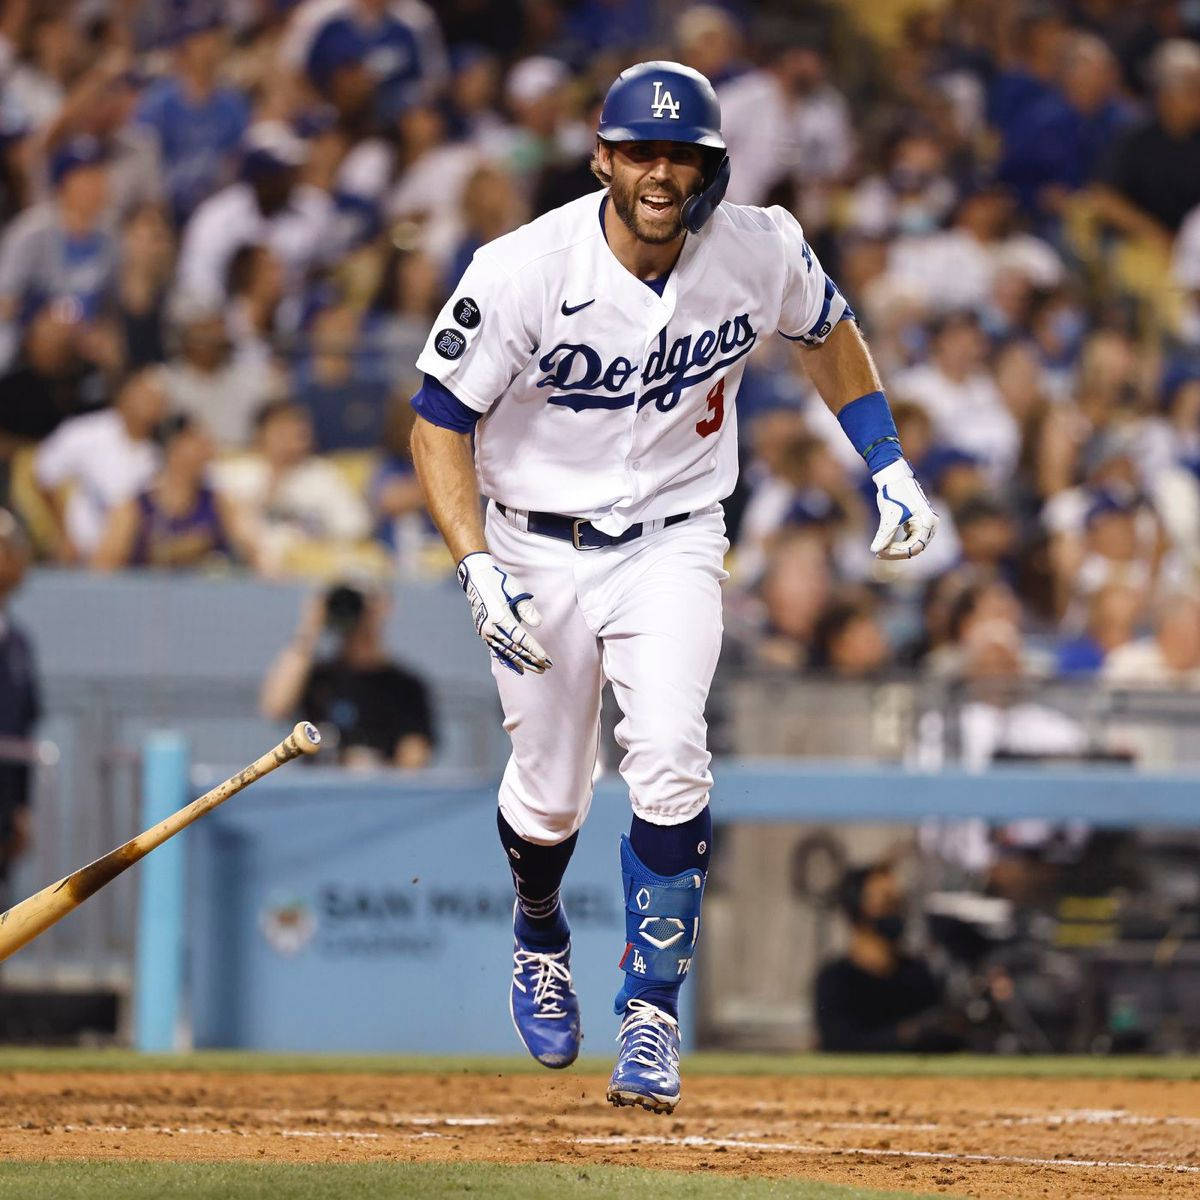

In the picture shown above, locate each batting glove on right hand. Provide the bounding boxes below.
[870,459,939,560]
[457,551,552,675]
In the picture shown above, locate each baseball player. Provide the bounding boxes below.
[410,61,937,1113]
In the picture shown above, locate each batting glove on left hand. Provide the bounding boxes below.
[870,459,939,560]
[457,551,552,675]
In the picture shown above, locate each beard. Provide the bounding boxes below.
[609,172,692,245]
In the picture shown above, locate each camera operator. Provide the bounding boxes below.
[814,861,965,1053]
[260,583,434,769]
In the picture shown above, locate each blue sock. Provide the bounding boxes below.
[630,807,712,877]
[618,807,712,1018]
[497,810,575,950]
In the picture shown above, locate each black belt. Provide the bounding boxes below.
[496,503,691,550]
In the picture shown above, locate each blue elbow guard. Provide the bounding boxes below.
[617,835,704,987]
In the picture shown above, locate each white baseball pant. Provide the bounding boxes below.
[485,501,728,845]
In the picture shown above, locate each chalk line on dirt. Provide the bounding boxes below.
[571,1132,1200,1174]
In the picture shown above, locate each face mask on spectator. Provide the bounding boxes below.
[871,914,906,942]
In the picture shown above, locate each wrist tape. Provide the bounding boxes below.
[837,390,903,472]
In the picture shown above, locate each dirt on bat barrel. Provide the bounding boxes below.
[54,841,149,905]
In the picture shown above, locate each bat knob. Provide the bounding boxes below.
[293,721,323,754]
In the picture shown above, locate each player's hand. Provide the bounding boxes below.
[456,552,552,675]
[870,459,938,560]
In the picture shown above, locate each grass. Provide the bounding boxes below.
[0,1162,964,1200]
[0,1047,1199,1079]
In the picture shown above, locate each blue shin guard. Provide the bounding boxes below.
[608,835,704,1111]
[614,834,705,1015]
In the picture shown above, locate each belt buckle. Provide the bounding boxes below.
[571,517,598,550]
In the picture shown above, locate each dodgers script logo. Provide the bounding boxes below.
[536,314,757,414]
[651,81,681,119]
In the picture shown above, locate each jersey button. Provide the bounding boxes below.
[632,460,641,470]
[643,296,653,308]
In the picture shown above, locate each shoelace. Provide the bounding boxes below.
[616,998,680,1071]
[513,948,572,1019]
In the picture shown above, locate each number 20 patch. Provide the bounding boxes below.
[435,329,466,359]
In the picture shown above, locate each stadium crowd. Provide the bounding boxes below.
[2,0,1200,690]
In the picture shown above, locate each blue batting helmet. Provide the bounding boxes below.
[597,60,730,233]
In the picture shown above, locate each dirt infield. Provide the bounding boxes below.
[2,1069,1200,1198]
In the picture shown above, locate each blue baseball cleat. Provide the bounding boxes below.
[606,998,682,1113]
[509,909,581,1069]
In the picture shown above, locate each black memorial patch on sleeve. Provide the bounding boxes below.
[435,328,467,359]
[453,297,481,329]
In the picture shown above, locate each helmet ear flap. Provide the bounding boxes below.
[680,153,730,234]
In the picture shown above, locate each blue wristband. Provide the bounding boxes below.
[836,390,903,473]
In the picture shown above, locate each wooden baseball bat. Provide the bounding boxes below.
[0,720,322,963]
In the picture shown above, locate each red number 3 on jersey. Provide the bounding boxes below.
[695,377,725,438]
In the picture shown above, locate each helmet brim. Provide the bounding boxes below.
[597,125,726,151]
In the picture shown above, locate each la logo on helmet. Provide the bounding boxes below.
[650,81,681,119]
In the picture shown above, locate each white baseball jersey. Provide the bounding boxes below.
[416,190,849,535]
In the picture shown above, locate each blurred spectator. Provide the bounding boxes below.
[163,294,285,449]
[954,495,1019,582]
[1092,39,1200,244]
[753,528,832,669]
[998,32,1133,226]
[282,0,449,124]
[675,5,746,88]
[737,429,830,585]
[92,414,258,571]
[260,582,435,768]
[302,17,375,127]
[923,578,1024,679]
[292,301,390,451]
[532,86,603,216]
[442,47,503,145]
[32,365,165,563]
[719,23,854,208]
[175,121,334,308]
[135,15,250,227]
[386,104,482,270]
[892,311,1020,484]
[225,242,286,362]
[478,55,572,191]
[808,596,891,679]
[0,295,124,442]
[877,184,1063,320]
[1047,487,1163,629]
[365,247,436,382]
[925,617,1089,770]
[1104,591,1200,689]
[211,399,371,572]
[444,161,525,292]
[3,3,83,132]
[0,134,117,376]
[0,508,37,890]
[845,127,957,240]
[815,862,963,1053]
[987,6,1067,147]
[1056,582,1143,676]
[41,53,163,220]
[116,203,173,368]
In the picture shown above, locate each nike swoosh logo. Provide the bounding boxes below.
[561,299,595,316]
